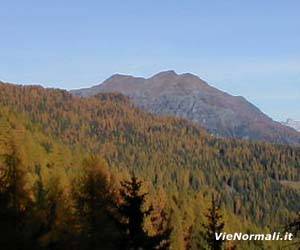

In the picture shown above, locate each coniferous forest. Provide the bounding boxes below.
[0,83,299,249]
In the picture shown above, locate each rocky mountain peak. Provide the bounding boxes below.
[150,70,178,79]
[71,71,300,144]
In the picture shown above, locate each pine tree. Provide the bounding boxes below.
[201,194,225,250]
[30,165,59,250]
[116,174,171,250]
[284,213,300,248]
[0,147,31,250]
[72,155,120,250]
[286,213,300,237]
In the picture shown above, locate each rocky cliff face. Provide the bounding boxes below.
[71,70,300,144]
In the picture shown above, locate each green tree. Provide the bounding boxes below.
[116,174,171,250]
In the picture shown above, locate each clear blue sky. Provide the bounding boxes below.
[1,0,299,121]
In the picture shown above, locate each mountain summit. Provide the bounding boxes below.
[71,71,300,144]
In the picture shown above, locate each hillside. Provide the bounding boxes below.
[72,71,300,145]
[282,119,300,132]
[1,82,300,249]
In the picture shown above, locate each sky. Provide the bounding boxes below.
[1,0,299,121]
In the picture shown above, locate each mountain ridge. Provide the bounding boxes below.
[71,71,300,145]
[282,119,300,132]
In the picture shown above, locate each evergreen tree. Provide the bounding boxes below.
[201,194,225,250]
[286,213,300,237]
[30,165,59,250]
[284,213,300,248]
[0,148,31,250]
[116,174,171,250]
[72,155,120,250]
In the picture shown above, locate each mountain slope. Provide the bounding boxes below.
[2,82,300,248]
[72,71,300,145]
[282,119,300,132]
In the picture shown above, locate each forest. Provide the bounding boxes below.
[0,83,299,249]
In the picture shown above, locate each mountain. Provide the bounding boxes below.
[282,119,300,132]
[1,82,300,249]
[71,70,300,145]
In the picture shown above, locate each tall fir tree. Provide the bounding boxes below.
[30,164,59,250]
[201,194,225,250]
[0,147,31,250]
[116,174,171,250]
[72,155,120,250]
[284,213,300,249]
